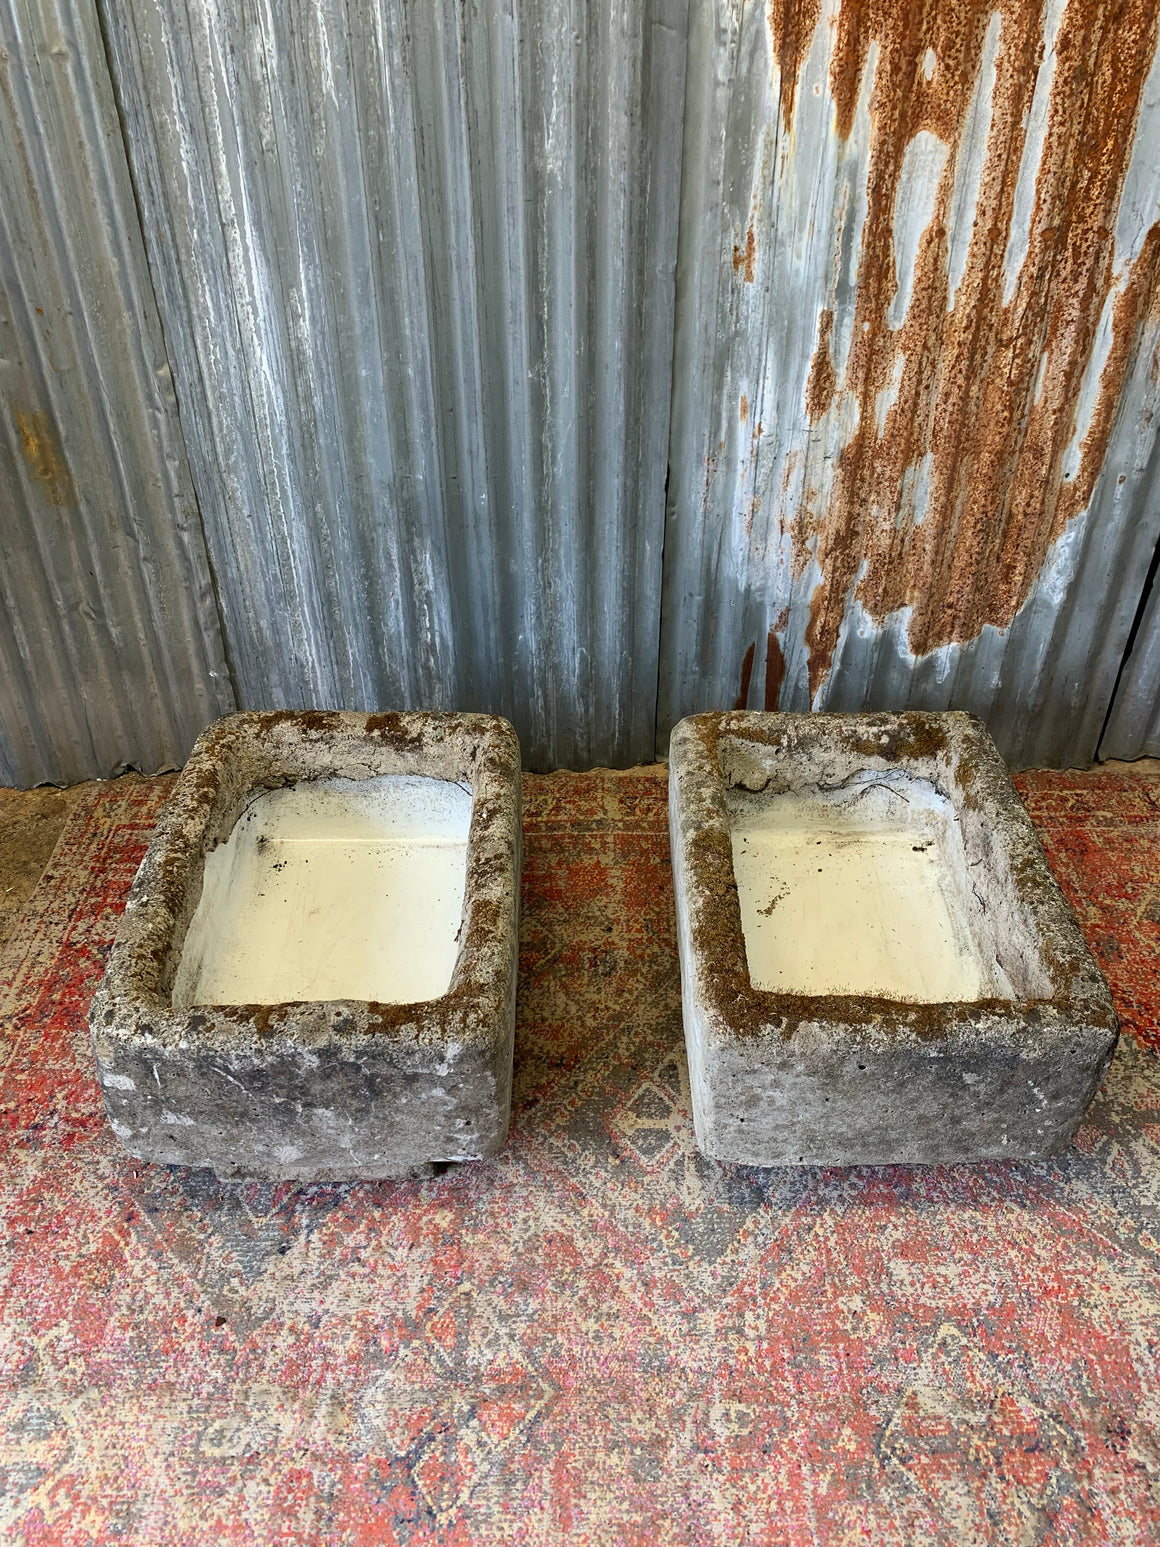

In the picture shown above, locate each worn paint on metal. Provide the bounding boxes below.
[801,0,1160,695]
[101,0,688,771]
[0,0,235,786]
[660,0,1160,768]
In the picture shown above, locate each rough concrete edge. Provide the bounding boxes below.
[668,709,1119,1048]
[668,759,717,1156]
[90,712,522,1064]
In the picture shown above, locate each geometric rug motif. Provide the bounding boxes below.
[1,766,1159,1545]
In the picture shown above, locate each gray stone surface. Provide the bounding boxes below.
[669,711,1119,1167]
[90,711,521,1181]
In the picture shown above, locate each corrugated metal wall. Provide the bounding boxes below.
[1101,550,1160,759]
[659,0,1160,768]
[0,0,234,786]
[99,0,687,771]
[3,0,1159,783]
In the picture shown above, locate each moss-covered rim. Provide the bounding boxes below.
[670,709,1117,1043]
[96,710,521,1050]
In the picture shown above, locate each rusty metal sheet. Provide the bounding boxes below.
[100,0,687,770]
[659,0,1160,768]
[0,0,235,786]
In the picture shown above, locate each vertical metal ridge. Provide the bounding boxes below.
[102,0,690,770]
[0,0,234,786]
[1096,352,1160,761]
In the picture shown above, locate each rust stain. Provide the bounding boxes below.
[8,401,76,506]
[805,307,837,422]
[764,628,786,709]
[735,641,757,709]
[762,0,1160,701]
[806,580,828,698]
[768,0,824,133]
[740,392,749,423]
[733,224,757,282]
[1054,221,1160,528]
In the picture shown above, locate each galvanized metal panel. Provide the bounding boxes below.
[101,0,687,770]
[1101,597,1160,760]
[0,0,235,787]
[659,0,1160,769]
[1099,497,1160,761]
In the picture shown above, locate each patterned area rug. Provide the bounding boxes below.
[1,767,1158,1546]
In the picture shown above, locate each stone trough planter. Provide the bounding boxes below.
[91,711,521,1182]
[668,710,1118,1167]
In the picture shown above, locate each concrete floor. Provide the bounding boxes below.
[2,758,1159,958]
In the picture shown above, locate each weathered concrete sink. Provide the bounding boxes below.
[91,711,521,1182]
[668,710,1118,1167]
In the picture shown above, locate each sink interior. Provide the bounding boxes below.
[173,774,472,1007]
[726,770,1015,1003]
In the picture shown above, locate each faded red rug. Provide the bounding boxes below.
[1,766,1159,1546]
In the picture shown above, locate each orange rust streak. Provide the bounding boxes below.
[804,582,829,703]
[764,629,786,709]
[805,308,837,423]
[733,224,757,282]
[768,0,823,133]
[777,0,1160,701]
[8,401,76,507]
